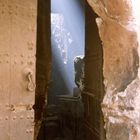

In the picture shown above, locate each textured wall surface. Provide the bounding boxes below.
[0,0,37,140]
[83,2,105,140]
[87,0,140,140]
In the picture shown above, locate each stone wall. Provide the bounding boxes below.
[87,0,140,140]
[83,2,105,139]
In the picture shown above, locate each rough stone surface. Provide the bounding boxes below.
[87,0,140,140]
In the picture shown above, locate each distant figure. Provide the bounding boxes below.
[74,56,85,91]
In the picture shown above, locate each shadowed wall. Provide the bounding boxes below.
[34,0,51,139]
[82,2,105,140]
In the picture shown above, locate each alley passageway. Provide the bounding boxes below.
[35,0,105,140]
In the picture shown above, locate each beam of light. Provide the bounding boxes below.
[51,14,73,64]
[51,0,85,95]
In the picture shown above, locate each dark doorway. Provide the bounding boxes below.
[35,0,105,140]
